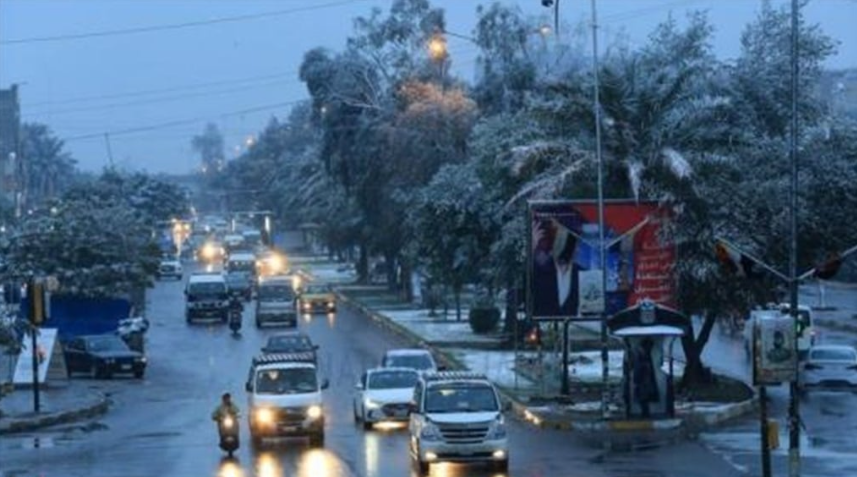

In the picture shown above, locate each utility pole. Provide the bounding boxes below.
[104,133,115,168]
[588,0,609,419]
[788,0,801,475]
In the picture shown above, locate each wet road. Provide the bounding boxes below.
[1,263,740,477]
[697,285,857,477]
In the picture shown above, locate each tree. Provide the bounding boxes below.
[407,163,496,320]
[20,122,77,204]
[0,171,186,298]
[192,123,225,177]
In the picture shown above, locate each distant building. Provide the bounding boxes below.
[0,85,20,205]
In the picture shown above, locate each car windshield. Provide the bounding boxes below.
[189,282,226,296]
[304,285,328,294]
[255,368,317,395]
[368,370,418,390]
[811,348,857,361]
[87,337,129,353]
[226,273,249,285]
[424,385,498,413]
[258,285,294,300]
[266,335,313,353]
[385,354,434,371]
[227,260,254,273]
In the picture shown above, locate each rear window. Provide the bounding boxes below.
[189,282,226,295]
[811,348,856,361]
[384,353,435,371]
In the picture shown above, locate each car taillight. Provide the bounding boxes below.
[804,363,823,370]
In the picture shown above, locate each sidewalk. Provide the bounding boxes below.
[0,353,109,434]
[301,260,757,446]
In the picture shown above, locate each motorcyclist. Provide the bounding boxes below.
[212,392,240,422]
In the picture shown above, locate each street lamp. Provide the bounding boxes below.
[427,34,447,62]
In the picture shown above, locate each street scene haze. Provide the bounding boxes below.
[1,1,857,477]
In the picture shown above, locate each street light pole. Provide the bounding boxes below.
[589,0,609,419]
[788,0,801,475]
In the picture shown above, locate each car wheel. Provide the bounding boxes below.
[412,456,429,475]
[90,364,100,380]
[308,431,325,447]
[134,370,145,379]
[255,317,262,328]
[361,408,372,430]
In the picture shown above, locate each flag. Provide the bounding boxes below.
[714,240,763,278]
[813,254,843,280]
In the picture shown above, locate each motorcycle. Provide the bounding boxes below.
[228,300,243,335]
[217,413,240,457]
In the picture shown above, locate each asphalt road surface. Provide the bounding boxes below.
[1,264,741,477]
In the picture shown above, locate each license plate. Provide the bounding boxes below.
[279,425,300,432]
[121,364,132,370]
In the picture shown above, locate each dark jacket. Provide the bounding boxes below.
[532,260,580,317]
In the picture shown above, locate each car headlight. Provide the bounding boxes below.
[255,407,274,425]
[364,399,381,409]
[420,422,442,441]
[136,356,147,363]
[303,302,311,309]
[307,405,323,420]
[327,301,335,308]
[486,416,507,439]
[222,415,234,428]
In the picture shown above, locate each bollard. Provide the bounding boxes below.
[767,419,780,450]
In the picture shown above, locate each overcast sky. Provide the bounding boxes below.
[1,0,855,174]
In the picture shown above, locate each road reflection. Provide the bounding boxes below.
[254,452,283,477]
[297,448,342,477]
[216,458,245,477]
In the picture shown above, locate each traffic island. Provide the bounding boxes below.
[0,385,110,434]
[336,286,756,442]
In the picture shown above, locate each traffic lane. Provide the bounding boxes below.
[2,275,735,477]
[0,275,280,477]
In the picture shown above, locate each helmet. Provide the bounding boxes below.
[222,392,231,401]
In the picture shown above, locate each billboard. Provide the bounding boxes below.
[528,200,676,320]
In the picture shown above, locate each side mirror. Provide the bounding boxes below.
[437,365,448,372]
[355,382,363,390]
[261,347,270,354]
[321,379,330,390]
[313,345,320,350]
[245,381,252,392]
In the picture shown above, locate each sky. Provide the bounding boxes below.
[1,0,855,175]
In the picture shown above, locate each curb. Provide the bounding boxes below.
[335,287,758,436]
[817,318,857,335]
[0,391,109,434]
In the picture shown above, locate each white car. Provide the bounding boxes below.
[353,367,420,430]
[800,345,857,389]
[381,349,439,374]
[157,259,183,280]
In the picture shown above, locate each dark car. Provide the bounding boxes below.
[64,335,147,379]
[262,332,318,363]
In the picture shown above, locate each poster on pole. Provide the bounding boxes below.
[753,315,797,385]
[528,200,676,320]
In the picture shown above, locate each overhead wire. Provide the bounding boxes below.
[62,99,305,142]
[26,70,299,107]
[1,0,370,45]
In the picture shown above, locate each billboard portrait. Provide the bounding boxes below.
[753,315,797,385]
[528,201,676,320]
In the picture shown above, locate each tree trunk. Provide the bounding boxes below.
[454,284,462,321]
[385,252,397,292]
[680,312,717,386]
[357,243,369,284]
[503,281,518,334]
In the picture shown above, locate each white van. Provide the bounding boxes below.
[245,352,329,447]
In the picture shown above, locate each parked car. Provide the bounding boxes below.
[64,334,147,379]
[262,331,318,363]
[381,348,439,374]
[353,367,419,429]
[800,344,857,390]
[157,259,183,280]
[299,283,336,314]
